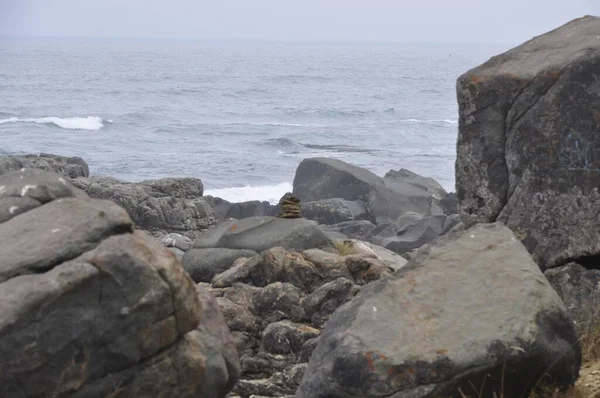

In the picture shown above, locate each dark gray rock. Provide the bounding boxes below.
[370,212,447,255]
[545,262,600,332]
[0,169,239,398]
[301,198,371,225]
[439,191,458,215]
[183,248,258,283]
[292,158,446,225]
[297,223,580,398]
[303,277,360,328]
[322,220,377,241]
[293,157,384,203]
[456,15,600,269]
[0,196,133,282]
[0,153,89,178]
[194,286,241,398]
[384,168,447,200]
[193,216,333,253]
[71,176,215,238]
[204,196,277,222]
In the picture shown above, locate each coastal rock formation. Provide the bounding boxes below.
[0,168,239,397]
[206,244,405,397]
[456,15,600,269]
[71,176,216,239]
[297,223,580,398]
[0,153,89,178]
[192,216,333,253]
[292,157,445,224]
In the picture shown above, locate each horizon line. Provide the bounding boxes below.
[0,34,519,46]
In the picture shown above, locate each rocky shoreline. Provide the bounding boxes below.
[2,15,600,398]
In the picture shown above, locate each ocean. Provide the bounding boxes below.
[0,38,510,203]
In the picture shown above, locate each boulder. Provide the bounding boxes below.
[0,169,238,397]
[322,220,377,241]
[456,15,600,269]
[301,198,371,225]
[193,216,333,253]
[384,168,447,200]
[193,287,241,398]
[0,153,89,178]
[204,196,277,222]
[292,157,383,203]
[71,176,216,238]
[370,212,447,255]
[545,262,600,331]
[252,282,307,324]
[182,247,258,283]
[292,158,445,225]
[297,223,580,398]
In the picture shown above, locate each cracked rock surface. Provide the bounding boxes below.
[456,15,600,269]
[0,168,239,398]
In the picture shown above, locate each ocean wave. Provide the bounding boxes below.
[397,118,458,124]
[0,116,105,130]
[264,138,374,155]
[204,182,293,204]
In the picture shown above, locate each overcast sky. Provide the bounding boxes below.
[1,0,598,43]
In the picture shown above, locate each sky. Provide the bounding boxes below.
[1,0,599,44]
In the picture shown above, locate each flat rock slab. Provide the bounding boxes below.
[193,217,333,253]
[297,223,580,398]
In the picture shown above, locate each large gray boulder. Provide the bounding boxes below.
[293,157,383,203]
[71,176,216,239]
[183,247,258,283]
[193,216,333,253]
[0,168,239,397]
[0,153,89,178]
[297,223,580,398]
[456,16,600,269]
[292,158,444,224]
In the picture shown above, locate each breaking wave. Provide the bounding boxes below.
[0,116,105,130]
[204,182,293,205]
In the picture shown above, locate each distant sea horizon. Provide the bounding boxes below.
[0,37,512,203]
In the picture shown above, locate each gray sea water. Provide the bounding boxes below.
[0,38,510,202]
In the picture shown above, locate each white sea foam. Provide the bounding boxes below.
[399,118,458,124]
[0,116,104,130]
[204,182,293,205]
